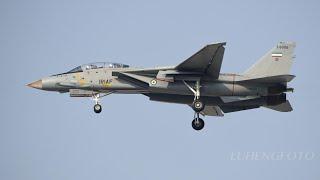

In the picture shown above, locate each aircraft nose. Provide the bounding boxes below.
[27,79,43,89]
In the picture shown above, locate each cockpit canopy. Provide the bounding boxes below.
[67,62,130,73]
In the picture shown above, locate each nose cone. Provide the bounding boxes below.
[27,80,42,89]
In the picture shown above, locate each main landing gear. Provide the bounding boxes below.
[192,99,205,112]
[92,92,113,114]
[183,80,206,131]
[192,113,205,130]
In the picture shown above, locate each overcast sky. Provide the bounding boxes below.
[1,0,319,179]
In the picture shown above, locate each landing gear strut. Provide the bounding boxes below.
[183,80,206,130]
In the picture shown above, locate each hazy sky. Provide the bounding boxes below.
[1,0,319,179]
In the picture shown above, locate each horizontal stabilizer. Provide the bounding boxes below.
[264,100,293,112]
[238,74,295,83]
[200,106,224,116]
[220,105,260,113]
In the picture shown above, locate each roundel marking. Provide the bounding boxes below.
[150,79,157,85]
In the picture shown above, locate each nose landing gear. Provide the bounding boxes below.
[92,94,102,113]
[91,91,113,114]
[94,104,102,113]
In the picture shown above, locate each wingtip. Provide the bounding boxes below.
[208,42,226,46]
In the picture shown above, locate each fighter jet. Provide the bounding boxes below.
[27,42,296,130]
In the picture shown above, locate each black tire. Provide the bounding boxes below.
[192,100,205,112]
[94,104,102,113]
[192,118,205,131]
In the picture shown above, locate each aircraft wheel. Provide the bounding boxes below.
[94,104,102,113]
[192,100,205,112]
[192,118,205,131]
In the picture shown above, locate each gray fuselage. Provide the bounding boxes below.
[40,67,269,98]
